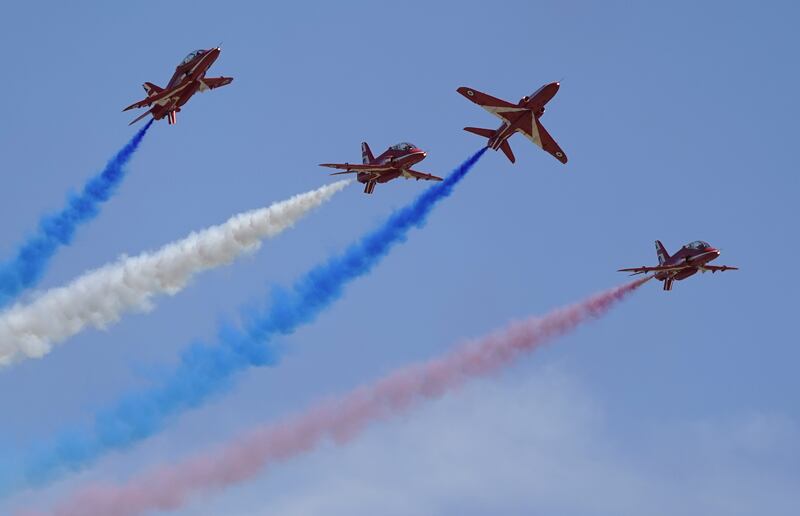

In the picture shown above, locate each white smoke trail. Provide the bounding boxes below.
[0,180,350,366]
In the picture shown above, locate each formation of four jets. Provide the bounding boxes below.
[121,47,737,291]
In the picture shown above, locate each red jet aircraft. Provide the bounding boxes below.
[320,142,442,194]
[619,240,738,291]
[456,83,568,165]
[123,47,233,125]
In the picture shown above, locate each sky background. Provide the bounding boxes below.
[0,0,798,514]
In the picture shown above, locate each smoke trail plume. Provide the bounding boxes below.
[0,121,153,307]
[23,277,649,516]
[0,181,350,366]
[2,148,486,492]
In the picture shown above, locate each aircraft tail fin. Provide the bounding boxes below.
[361,142,375,164]
[464,127,515,163]
[142,82,164,97]
[655,240,670,265]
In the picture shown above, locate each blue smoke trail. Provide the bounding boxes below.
[0,120,153,307]
[1,147,486,494]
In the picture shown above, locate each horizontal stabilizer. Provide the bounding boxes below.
[499,140,515,163]
[124,83,186,111]
[464,127,496,139]
[128,110,153,126]
[464,127,515,162]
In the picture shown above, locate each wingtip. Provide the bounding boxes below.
[456,87,476,99]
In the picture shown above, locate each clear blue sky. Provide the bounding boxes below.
[0,1,797,514]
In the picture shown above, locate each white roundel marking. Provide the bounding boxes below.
[467,90,474,96]
[555,151,563,157]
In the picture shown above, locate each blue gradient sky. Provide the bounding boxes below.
[0,1,797,514]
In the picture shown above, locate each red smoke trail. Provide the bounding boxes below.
[25,277,649,516]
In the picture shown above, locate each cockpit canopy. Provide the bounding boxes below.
[685,240,711,250]
[181,49,206,65]
[390,142,416,151]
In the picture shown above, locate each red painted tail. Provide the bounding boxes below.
[361,142,375,164]
[142,82,164,97]
[655,240,670,265]
[464,127,515,163]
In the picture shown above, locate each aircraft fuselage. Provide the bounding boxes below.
[487,82,560,150]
